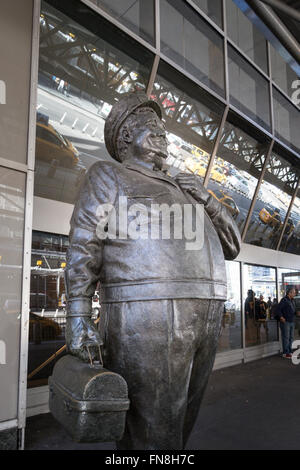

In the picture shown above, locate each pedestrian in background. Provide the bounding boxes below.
[277,288,297,359]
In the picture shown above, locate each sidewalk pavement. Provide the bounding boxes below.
[25,355,300,450]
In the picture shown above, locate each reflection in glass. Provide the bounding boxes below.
[217,261,242,352]
[151,61,224,179]
[28,231,68,388]
[28,231,101,388]
[273,87,300,154]
[0,167,25,420]
[189,0,223,28]
[279,194,300,255]
[228,45,271,131]
[208,119,267,234]
[278,268,300,340]
[226,0,268,73]
[35,1,153,204]
[160,0,225,97]
[89,0,155,45]
[243,264,278,348]
[244,150,299,249]
[270,44,299,101]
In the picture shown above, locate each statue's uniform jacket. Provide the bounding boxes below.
[65,160,240,310]
[65,160,241,449]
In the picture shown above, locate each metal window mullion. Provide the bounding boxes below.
[241,139,274,241]
[203,105,229,188]
[267,42,275,136]
[146,54,160,97]
[155,0,160,53]
[17,0,41,450]
[240,261,246,354]
[275,267,280,341]
[275,179,300,251]
[222,0,230,104]
[17,170,34,450]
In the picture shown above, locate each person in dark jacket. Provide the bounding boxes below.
[277,287,296,358]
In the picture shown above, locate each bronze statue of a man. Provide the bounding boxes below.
[65,92,241,450]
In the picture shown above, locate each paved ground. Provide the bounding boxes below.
[25,355,300,450]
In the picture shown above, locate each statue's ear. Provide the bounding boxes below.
[122,127,133,144]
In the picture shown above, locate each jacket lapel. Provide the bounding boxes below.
[124,162,181,191]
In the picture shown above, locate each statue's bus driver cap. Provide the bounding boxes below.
[104,92,162,162]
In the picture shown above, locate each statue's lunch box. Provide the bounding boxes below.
[49,355,130,443]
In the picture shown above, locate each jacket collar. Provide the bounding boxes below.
[124,162,181,191]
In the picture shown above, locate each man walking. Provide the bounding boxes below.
[278,287,297,359]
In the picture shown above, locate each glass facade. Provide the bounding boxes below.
[29,231,291,383]
[228,45,270,131]
[151,61,224,177]
[28,231,68,388]
[281,193,300,255]
[245,149,299,249]
[188,0,223,28]
[278,268,300,340]
[243,264,278,347]
[34,0,299,240]
[89,0,155,45]
[270,44,299,101]
[217,261,242,352]
[36,1,153,204]
[160,0,225,97]
[25,0,300,392]
[208,118,268,234]
[273,87,300,154]
[226,0,268,73]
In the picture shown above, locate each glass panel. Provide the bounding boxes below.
[89,0,155,45]
[28,231,68,388]
[244,149,299,249]
[226,0,268,73]
[35,1,153,204]
[160,0,225,97]
[0,167,25,421]
[217,261,242,352]
[243,264,278,348]
[189,0,223,28]
[270,44,299,101]
[279,193,300,255]
[228,45,271,131]
[151,61,224,178]
[273,87,300,154]
[278,268,300,341]
[208,118,268,234]
[28,230,101,388]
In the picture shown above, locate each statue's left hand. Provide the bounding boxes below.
[175,173,210,205]
[65,316,103,363]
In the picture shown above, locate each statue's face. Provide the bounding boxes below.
[125,109,168,169]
